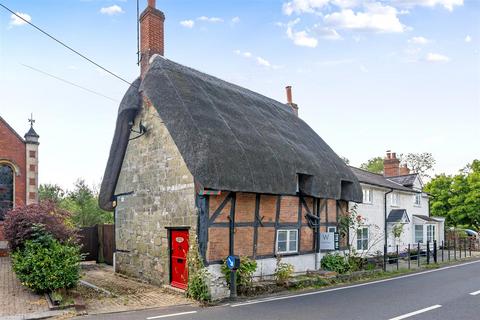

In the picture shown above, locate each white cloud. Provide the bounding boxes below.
[180,20,195,28]
[465,35,472,43]
[285,20,318,47]
[256,57,271,67]
[100,5,124,15]
[234,50,278,68]
[313,25,342,40]
[393,0,463,11]
[197,16,224,23]
[426,52,450,62]
[282,0,331,15]
[359,64,368,72]
[324,3,406,33]
[231,17,240,24]
[408,36,430,44]
[287,27,319,47]
[9,12,31,27]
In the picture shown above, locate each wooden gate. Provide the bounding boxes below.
[79,224,115,265]
[79,226,98,262]
[101,224,115,265]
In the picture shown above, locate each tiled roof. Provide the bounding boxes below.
[388,174,417,187]
[387,209,410,223]
[349,167,416,193]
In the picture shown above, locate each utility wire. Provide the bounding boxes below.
[22,64,119,102]
[0,3,136,88]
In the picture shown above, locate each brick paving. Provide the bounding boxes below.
[0,257,49,317]
[78,264,193,315]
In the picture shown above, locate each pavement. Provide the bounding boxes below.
[0,257,51,318]
[75,259,480,320]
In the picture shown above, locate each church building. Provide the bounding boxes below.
[0,116,39,251]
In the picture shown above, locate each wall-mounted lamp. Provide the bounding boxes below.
[128,120,147,141]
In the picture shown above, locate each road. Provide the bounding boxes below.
[79,260,480,320]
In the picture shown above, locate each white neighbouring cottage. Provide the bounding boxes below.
[348,151,445,255]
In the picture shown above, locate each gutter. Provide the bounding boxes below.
[383,188,393,271]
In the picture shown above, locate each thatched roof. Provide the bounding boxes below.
[99,57,362,210]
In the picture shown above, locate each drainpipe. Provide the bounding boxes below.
[384,188,393,271]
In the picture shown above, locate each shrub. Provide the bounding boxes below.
[347,256,368,272]
[11,234,82,293]
[186,237,211,302]
[321,253,350,274]
[274,257,294,286]
[187,268,211,302]
[221,256,257,288]
[4,201,77,251]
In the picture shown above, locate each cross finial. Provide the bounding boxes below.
[28,113,35,128]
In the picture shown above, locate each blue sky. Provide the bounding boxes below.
[0,0,478,189]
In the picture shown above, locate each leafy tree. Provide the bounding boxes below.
[38,180,113,227]
[360,157,384,174]
[39,184,65,203]
[401,152,436,179]
[63,179,113,227]
[425,160,480,230]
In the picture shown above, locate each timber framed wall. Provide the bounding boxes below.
[197,191,349,265]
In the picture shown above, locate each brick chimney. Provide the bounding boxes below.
[384,150,401,177]
[140,0,165,77]
[399,164,410,176]
[285,86,299,116]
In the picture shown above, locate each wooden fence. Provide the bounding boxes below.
[78,224,115,265]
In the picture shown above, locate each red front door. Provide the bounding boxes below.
[170,229,189,289]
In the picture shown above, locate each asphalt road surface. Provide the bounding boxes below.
[78,260,480,320]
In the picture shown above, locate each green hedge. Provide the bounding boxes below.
[12,235,82,293]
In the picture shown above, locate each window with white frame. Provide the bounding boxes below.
[327,226,337,233]
[414,193,421,206]
[362,188,373,204]
[415,225,424,243]
[390,192,399,207]
[356,227,368,250]
[276,229,298,254]
[427,225,435,242]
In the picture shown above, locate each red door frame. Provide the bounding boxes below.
[167,227,190,290]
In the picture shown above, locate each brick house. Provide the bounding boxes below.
[0,116,39,252]
[99,0,362,299]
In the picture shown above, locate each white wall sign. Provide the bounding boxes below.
[320,232,335,250]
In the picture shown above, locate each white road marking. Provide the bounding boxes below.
[388,305,442,320]
[231,259,480,307]
[146,311,197,319]
[469,290,480,296]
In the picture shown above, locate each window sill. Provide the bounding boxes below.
[275,252,299,257]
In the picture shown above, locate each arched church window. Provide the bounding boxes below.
[0,164,14,220]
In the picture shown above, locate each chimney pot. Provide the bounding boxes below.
[286,86,293,104]
[148,0,156,8]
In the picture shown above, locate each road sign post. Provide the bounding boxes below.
[226,255,240,300]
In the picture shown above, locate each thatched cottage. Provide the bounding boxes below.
[99,0,362,299]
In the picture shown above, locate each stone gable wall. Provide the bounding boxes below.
[114,103,197,285]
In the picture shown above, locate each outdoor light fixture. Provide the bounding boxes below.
[128,120,147,141]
